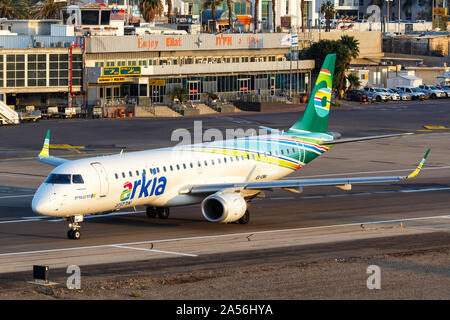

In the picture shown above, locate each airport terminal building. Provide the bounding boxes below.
[85,33,314,109]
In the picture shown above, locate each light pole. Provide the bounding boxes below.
[385,0,391,33]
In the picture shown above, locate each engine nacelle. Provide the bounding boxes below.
[201,192,247,223]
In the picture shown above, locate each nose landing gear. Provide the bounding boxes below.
[66,215,83,240]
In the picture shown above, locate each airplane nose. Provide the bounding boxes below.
[32,196,54,216]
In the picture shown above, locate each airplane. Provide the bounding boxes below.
[32,54,430,239]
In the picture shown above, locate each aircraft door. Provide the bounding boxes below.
[91,162,109,197]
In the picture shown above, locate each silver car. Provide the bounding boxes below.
[391,88,411,101]
[418,84,446,99]
[435,85,450,98]
[364,87,391,102]
[381,88,401,101]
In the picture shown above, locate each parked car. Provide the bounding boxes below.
[418,84,446,99]
[434,85,450,98]
[363,87,391,102]
[380,88,400,101]
[396,86,425,100]
[413,87,430,99]
[391,88,412,101]
[346,89,376,103]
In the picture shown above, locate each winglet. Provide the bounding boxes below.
[405,148,430,180]
[38,129,50,158]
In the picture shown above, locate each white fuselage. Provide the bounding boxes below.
[32,135,309,218]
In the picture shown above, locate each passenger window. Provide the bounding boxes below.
[157,168,160,173]
[136,170,139,176]
[211,160,215,165]
[163,166,167,172]
[170,165,173,171]
[190,163,193,168]
[122,172,125,178]
[115,173,118,179]
[129,171,132,177]
[204,160,208,166]
[217,158,221,164]
[281,150,284,155]
[72,175,84,184]
[198,161,201,167]
[176,164,180,170]
[224,158,227,163]
[183,163,186,169]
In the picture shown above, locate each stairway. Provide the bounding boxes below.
[154,105,182,117]
[196,103,218,115]
[0,101,19,125]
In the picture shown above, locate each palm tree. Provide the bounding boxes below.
[0,0,32,19]
[346,73,361,92]
[320,0,335,32]
[226,0,233,31]
[202,0,224,33]
[254,0,259,32]
[338,35,360,95]
[271,0,276,32]
[301,0,305,32]
[33,0,82,20]
[139,0,163,23]
[167,0,172,22]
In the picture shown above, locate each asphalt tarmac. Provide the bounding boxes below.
[0,99,449,299]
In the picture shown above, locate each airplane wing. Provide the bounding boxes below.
[37,130,70,167]
[319,133,415,145]
[179,149,430,195]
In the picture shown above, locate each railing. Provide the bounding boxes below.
[0,101,20,124]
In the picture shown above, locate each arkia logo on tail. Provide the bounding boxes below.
[313,68,332,117]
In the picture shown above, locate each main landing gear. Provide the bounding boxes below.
[66,215,83,240]
[146,206,170,219]
[238,210,250,225]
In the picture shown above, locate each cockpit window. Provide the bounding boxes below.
[45,174,72,184]
[72,174,84,184]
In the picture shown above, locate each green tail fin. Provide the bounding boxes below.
[288,53,336,134]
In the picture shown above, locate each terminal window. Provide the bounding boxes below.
[49,54,69,86]
[0,57,3,87]
[6,54,25,87]
[27,54,46,87]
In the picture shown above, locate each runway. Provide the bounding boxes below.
[0,100,449,299]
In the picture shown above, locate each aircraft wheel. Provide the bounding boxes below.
[146,206,157,218]
[73,230,81,240]
[239,210,250,225]
[158,208,170,219]
[67,229,81,240]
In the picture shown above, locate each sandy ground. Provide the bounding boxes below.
[1,246,448,300]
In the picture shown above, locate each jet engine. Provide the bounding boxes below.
[201,192,247,223]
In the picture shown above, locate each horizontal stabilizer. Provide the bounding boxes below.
[319,133,414,145]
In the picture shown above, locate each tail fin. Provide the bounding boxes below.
[288,53,336,134]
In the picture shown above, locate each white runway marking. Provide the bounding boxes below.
[0,186,449,225]
[0,214,449,258]
[110,245,198,257]
[0,194,34,199]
